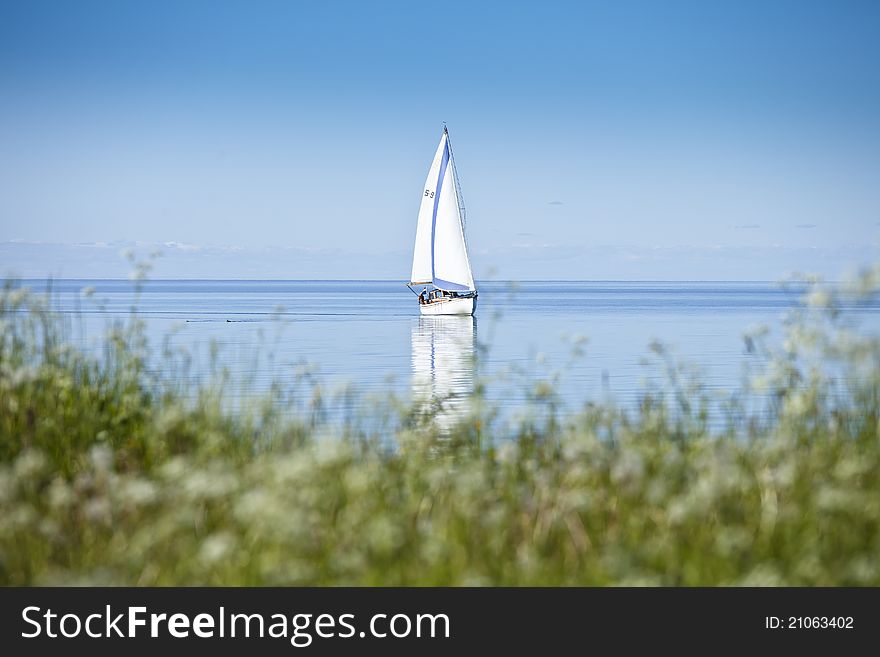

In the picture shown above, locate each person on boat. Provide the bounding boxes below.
[420,287,428,304]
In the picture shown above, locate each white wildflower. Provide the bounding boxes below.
[14,450,46,480]
[199,532,236,564]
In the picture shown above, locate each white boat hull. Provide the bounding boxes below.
[419,296,477,316]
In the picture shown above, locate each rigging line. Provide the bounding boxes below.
[452,163,469,253]
[445,128,468,230]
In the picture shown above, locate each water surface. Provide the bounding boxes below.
[31,279,880,422]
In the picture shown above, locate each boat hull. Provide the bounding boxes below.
[419,296,477,316]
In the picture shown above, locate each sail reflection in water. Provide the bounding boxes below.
[411,316,476,431]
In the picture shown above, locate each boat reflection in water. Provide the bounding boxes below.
[411,315,476,432]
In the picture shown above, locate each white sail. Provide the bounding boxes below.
[433,148,475,291]
[410,133,447,285]
[410,130,475,292]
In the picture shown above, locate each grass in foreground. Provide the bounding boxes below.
[0,273,879,585]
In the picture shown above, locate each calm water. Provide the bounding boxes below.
[28,279,880,422]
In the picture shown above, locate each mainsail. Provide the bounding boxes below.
[410,129,476,292]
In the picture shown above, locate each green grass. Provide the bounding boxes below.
[1,273,879,585]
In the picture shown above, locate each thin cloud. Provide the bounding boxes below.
[547,200,564,205]
[163,241,201,252]
[516,232,535,237]
[795,223,817,229]
[734,224,760,229]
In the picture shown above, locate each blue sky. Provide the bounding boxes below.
[1,0,878,279]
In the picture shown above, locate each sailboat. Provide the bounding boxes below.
[408,126,478,316]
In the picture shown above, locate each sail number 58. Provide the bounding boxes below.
[424,189,434,198]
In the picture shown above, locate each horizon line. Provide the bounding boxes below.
[11,277,817,284]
